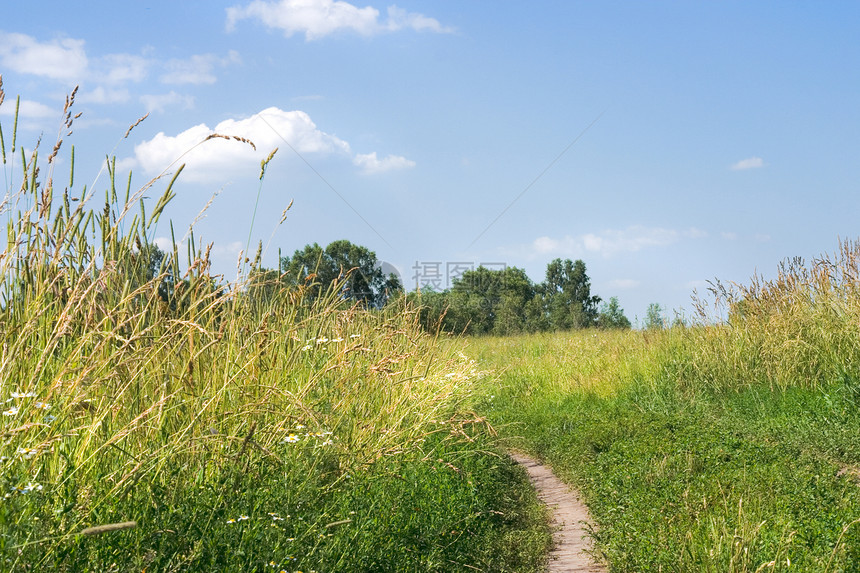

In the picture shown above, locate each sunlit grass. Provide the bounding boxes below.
[470,244,860,571]
[0,81,550,571]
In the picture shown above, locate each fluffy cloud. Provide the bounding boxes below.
[140,91,195,113]
[730,156,765,170]
[529,226,705,259]
[127,107,351,181]
[0,99,57,120]
[0,32,87,81]
[353,151,415,174]
[99,53,151,84]
[160,51,241,85]
[607,278,640,289]
[0,31,236,114]
[82,86,131,105]
[226,0,452,40]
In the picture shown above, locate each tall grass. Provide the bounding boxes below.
[0,82,549,571]
[471,242,860,571]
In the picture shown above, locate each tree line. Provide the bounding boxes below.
[133,238,634,335]
[274,239,632,336]
[407,258,631,335]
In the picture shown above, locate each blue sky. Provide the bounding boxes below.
[1,1,858,323]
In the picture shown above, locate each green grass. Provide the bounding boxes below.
[469,248,860,571]
[0,85,551,571]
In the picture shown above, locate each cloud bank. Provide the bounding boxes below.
[529,225,706,259]
[0,32,238,114]
[127,107,413,180]
[353,151,415,174]
[226,0,452,40]
[730,156,765,170]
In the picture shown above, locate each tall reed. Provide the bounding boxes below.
[0,81,488,569]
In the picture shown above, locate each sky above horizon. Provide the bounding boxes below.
[1,1,859,323]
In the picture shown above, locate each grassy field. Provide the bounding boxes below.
[469,247,860,571]
[0,87,551,571]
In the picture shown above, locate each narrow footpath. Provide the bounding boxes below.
[510,453,607,573]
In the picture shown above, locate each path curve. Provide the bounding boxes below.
[510,452,606,573]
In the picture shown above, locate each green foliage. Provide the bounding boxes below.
[471,241,860,570]
[280,239,402,309]
[539,258,602,330]
[0,89,549,571]
[644,302,665,330]
[444,266,538,335]
[597,296,632,329]
[412,259,606,336]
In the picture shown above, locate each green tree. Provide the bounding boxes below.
[539,258,601,330]
[644,302,665,330]
[597,296,632,329]
[407,288,452,333]
[445,266,536,335]
[280,240,401,308]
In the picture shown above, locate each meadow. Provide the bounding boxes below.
[0,85,550,571]
[470,243,860,571]
[4,81,860,572]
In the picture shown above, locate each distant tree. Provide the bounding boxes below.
[245,267,287,310]
[444,266,537,335]
[119,242,180,306]
[539,259,601,329]
[644,302,665,330]
[408,288,452,333]
[597,297,631,329]
[280,240,401,308]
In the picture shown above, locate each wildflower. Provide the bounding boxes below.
[16,447,37,459]
[10,392,35,399]
[284,434,300,443]
[43,415,57,423]
[301,345,313,351]
[332,337,344,343]
[34,402,51,410]
[295,424,305,430]
[268,512,284,521]
[238,515,249,521]
[3,406,18,416]
[11,482,42,494]
[226,519,236,524]
[320,439,333,446]
[350,334,361,339]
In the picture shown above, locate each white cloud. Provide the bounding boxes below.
[160,51,241,85]
[0,99,57,120]
[226,0,452,40]
[99,53,151,84]
[82,86,131,105]
[0,32,87,81]
[685,279,708,290]
[607,278,640,289]
[528,225,706,259]
[129,107,351,181]
[153,237,175,253]
[353,151,415,174]
[721,231,738,240]
[730,156,765,170]
[140,91,195,113]
[581,226,679,256]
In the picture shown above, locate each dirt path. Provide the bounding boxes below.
[510,452,606,573]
